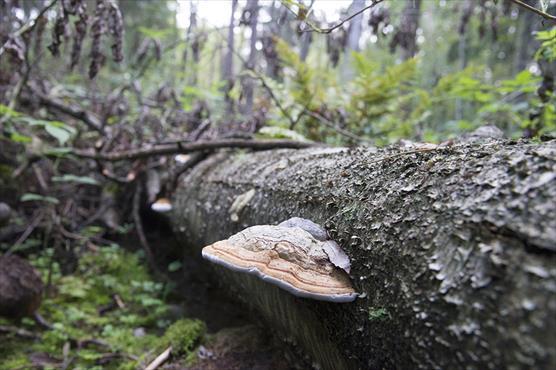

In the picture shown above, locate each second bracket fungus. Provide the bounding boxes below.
[201,221,357,303]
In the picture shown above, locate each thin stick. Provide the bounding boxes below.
[8,212,44,254]
[71,139,317,162]
[510,0,556,22]
[282,0,385,34]
[0,325,40,340]
[304,110,374,144]
[0,0,58,56]
[144,346,172,370]
[132,182,157,272]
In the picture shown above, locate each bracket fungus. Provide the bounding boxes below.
[151,198,173,213]
[201,220,357,303]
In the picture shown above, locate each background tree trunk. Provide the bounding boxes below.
[455,0,473,121]
[172,140,556,370]
[221,0,238,115]
[183,1,199,86]
[242,0,259,115]
[513,0,537,73]
[340,0,365,80]
[392,0,422,60]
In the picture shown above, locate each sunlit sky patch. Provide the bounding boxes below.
[176,0,348,28]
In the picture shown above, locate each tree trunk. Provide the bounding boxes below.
[221,0,238,115]
[183,1,198,86]
[171,140,556,370]
[242,0,259,115]
[345,0,365,52]
[391,0,422,60]
[340,0,365,80]
[513,0,537,74]
[455,0,473,121]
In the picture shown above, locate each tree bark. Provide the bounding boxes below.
[242,0,259,115]
[183,1,198,86]
[391,0,422,60]
[513,0,537,73]
[221,0,238,115]
[340,0,365,81]
[171,140,556,370]
[345,0,365,52]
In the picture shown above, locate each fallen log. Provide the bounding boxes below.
[171,139,556,369]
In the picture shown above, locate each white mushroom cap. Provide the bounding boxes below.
[202,225,358,303]
[174,154,191,164]
[151,198,173,213]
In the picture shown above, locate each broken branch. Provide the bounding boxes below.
[71,139,318,162]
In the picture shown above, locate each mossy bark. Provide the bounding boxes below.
[171,140,556,370]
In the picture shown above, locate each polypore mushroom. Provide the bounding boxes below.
[151,198,173,213]
[278,217,351,273]
[201,223,357,303]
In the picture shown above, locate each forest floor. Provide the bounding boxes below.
[0,233,292,370]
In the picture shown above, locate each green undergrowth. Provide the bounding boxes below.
[0,245,205,369]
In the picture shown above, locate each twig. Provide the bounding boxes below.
[71,139,317,162]
[510,0,556,22]
[214,27,299,128]
[132,182,157,272]
[249,72,297,128]
[282,0,385,33]
[0,325,41,340]
[30,92,104,133]
[0,0,58,56]
[8,212,44,254]
[144,346,172,370]
[304,110,374,144]
[34,312,53,330]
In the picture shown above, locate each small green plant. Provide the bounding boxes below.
[368,307,391,321]
[158,319,206,355]
[0,245,205,370]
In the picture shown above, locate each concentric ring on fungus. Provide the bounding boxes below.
[202,225,358,303]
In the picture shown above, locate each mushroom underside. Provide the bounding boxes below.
[202,242,358,303]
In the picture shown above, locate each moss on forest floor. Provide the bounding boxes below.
[0,245,206,370]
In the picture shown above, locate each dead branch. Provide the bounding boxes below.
[71,139,317,162]
[144,347,172,370]
[303,109,374,144]
[24,91,104,133]
[281,0,386,34]
[132,182,157,272]
[510,0,556,22]
[0,325,41,340]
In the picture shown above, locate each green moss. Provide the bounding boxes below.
[368,307,391,321]
[0,337,31,370]
[0,355,31,370]
[0,245,207,369]
[159,319,206,355]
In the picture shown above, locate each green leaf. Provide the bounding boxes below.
[52,174,99,185]
[9,132,32,143]
[168,261,182,272]
[44,124,71,145]
[20,193,59,204]
[43,147,73,157]
[0,104,21,117]
[256,126,310,142]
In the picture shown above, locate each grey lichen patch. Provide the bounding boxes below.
[229,188,256,222]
